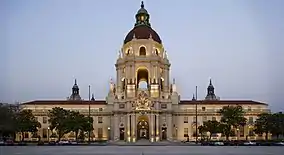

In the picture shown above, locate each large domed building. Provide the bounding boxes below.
[21,2,269,142]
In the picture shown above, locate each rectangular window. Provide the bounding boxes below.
[203,116,207,123]
[184,128,188,137]
[99,108,103,112]
[240,126,244,137]
[98,117,103,123]
[43,117,47,124]
[161,104,167,109]
[248,117,254,124]
[119,104,125,109]
[98,128,103,138]
[43,128,47,138]
[24,132,29,138]
[184,117,188,123]
[212,117,216,121]
[248,106,252,111]
[202,107,206,111]
[192,117,196,123]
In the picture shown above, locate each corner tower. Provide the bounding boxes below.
[115,1,171,99]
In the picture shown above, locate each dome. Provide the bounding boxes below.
[123,1,162,44]
[124,25,162,44]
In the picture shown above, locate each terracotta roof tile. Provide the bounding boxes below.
[22,100,107,105]
[179,100,267,105]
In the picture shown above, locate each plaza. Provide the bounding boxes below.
[2,146,284,155]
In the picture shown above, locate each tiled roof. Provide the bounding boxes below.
[21,100,107,105]
[21,99,267,106]
[179,100,267,105]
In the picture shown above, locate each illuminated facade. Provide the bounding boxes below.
[21,2,270,142]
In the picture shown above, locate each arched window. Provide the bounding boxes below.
[126,49,130,55]
[139,47,146,56]
[155,49,159,55]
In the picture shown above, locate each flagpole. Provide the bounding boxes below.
[195,86,198,144]
[88,85,91,143]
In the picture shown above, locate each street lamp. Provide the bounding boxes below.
[236,128,240,140]
[88,85,91,143]
[108,127,111,141]
[47,127,50,142]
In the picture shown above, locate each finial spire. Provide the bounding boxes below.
[209,78,212,85]
[141,1,144,8]
[75,79,77,85]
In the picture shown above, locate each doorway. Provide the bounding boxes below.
[119,128,125,140]
[136,115,149,140]
[161,127,167,140]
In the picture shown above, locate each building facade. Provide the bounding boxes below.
[21,2,270,142]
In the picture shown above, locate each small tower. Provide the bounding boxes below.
[192,93,196,101]
[69,79,81,100]
[205,79,217,100]
[91,93,95,101]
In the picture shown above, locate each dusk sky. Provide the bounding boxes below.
[1,0,283,112]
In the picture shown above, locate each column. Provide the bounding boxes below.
[131,113,136,142]
[156,114,160,141]
[126,114,131,142]
[150,113,154,142]
[114,114,119,141]
[167,114,173,141]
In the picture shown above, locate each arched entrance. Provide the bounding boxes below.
[137,115,149,140]
[137,68,149,89]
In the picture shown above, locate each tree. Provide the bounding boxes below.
[218,105,247,140]
[66,111,93,141]
[202,120,221,140]
[15,109,41,141]
[270,112,284,139]
[0,105,17,138]
[254,113,271,140]
[48,107,70,141]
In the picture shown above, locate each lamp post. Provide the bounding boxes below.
[108,127,111,141]
[47,127,50,142]
[88,85,91,143]
[195,86,198,144]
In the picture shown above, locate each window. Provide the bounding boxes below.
[139,46,146,56]
[240,126,244,137]
[98,128,103,138]
[203,116,207,122]
[126,49,130,55]
[184,117,188,123]
[24,132,29,138]
[202,107,206,111]
[43,128,47,138]
[212,117,216,121]
[43,117,47,124]
[119,104,125,109]
[98,117,103,123]
[99,108,103,112]
[155,49,159,55]
[248,117,254,124]
[192,117,196,123]
[248,106,252,111]
[184,128,189,137]
[161,104,167,109]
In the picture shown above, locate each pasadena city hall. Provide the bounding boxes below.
[21,2,270,142]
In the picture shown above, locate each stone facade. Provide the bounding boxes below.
[20,2,270,142]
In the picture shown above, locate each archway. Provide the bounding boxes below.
[137,115,149,140]
[137,68,149,89]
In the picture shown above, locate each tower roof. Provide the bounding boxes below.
[124,1,162,44]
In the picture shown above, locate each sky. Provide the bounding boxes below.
[1,0,283,112]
